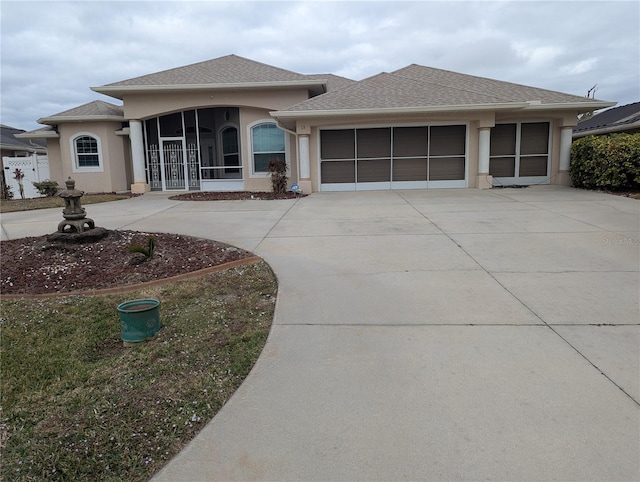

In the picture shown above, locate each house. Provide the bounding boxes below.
[573,102,640,139]
[1,124,48,198]
[1,124,47,158]
[18,54,615,194]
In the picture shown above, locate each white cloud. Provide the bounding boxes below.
[1,0,638,131]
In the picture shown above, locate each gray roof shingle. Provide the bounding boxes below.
[574,101,640,134]
[103,54,312,87]
[1,125,47,152]
[279,64,609,114]
[45,100,124,118]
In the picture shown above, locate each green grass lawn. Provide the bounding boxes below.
[1,263,276,481]
[0,193,132,213]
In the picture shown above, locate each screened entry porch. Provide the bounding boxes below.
[143,107,242,191]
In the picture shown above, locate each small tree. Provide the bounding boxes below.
[13,169,25,199]
[268,157,288,194]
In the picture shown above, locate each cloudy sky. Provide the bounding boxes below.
[1,0,638,131]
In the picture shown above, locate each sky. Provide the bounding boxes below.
[1,0,638,131]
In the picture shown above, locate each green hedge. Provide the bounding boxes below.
[570,133,640,190]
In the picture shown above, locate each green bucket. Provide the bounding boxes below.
[117,299,161,343]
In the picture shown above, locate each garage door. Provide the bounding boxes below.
[489,122,550,186]
[320,125,467,191]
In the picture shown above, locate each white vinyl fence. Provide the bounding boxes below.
[2,154,50,199]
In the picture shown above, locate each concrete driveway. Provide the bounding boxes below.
[2,186,639,480]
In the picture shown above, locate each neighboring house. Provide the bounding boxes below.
[573,102,640,139]
[1,124,48,198]
[1,124,47,158]
[18,54,614,194]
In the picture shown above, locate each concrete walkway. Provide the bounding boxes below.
[2,186,639,480]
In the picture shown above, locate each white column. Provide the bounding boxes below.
[129,120,148,193]
[298,134,310,179]
[478,127,491,174]
[559,126,573,171]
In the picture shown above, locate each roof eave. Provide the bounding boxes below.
[92,80,327,99]
[523,100,617,112]
[14,130,60,139]
[37,115,125,125]
[271,102,531,119]
[573,119,640,138]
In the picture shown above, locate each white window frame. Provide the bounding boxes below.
[247,120,289,178]
[70,132,104,173]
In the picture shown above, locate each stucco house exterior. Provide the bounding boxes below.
[18,54,615,194]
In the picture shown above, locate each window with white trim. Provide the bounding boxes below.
[251,122,286,174]
[71,134,103,172]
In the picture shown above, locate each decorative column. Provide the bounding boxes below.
[297,134,312,194]
[558,126,573,186]
[476,126,493,189]
[129,120,149,194]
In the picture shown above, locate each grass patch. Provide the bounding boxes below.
[0,193,132,213]
[0,262,276,481]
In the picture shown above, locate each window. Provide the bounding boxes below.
[251,122,286,173]
[71,134,102,171]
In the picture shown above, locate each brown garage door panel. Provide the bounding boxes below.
[519,156,548,177]
[357,159,391,182]
[393,158,428,181]
[429,157,465,180]
[321,160,355,183]
[489,157,516,177]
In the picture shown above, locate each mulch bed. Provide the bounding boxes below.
[169,191,304,201]
[0,230,253,296]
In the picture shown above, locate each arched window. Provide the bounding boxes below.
[250,122,286,174]
[71,134,102,171]
[221,126,240,167]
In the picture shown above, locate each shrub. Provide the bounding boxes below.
[268,157,288,194]
[32,179,59,197]
[570,133,640,191]
[128,236,155,261]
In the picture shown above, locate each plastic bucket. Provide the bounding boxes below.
[117,298,161,343]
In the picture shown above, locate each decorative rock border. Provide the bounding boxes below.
[0,256,263,300]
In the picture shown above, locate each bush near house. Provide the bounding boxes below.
[570,133,640,191]
[32,180,59,197]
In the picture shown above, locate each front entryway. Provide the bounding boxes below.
[145,108,243,192]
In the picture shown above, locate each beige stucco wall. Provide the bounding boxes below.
[57,121,128,193]
[239,106,298,192]
[45,138,64,183]
[123,88,311,121]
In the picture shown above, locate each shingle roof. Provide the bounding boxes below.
[278,64,610,114]
[573,101,640,135]
[303,73,356,92]
[46,100,124,118]
[282,71,513,112]
[38,100,124,125]
[0,125,47,152]
[103,54,312,87]
[393,65,597,105]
